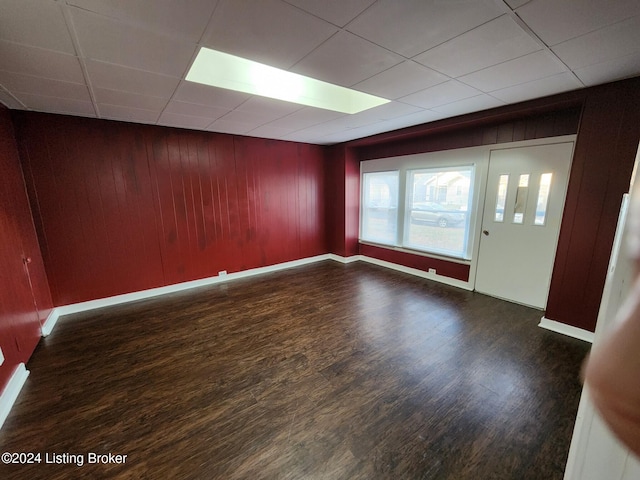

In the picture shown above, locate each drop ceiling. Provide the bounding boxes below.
[1,0,639,145]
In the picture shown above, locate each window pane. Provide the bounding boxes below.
[534,173,553,226]
[513,174,529,224]
[361,171,399,245]
[495,174,509,222]
[405,166,473,259]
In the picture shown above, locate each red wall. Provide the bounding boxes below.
[14,113,326,306]
[0,106,52,390]
[546,79,640,331]
[325,145,360,257]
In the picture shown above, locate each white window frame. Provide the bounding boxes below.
[359,146,489,263]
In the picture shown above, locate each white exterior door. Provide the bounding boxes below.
[475,142,574,309]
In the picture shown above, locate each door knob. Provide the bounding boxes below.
[482,230,489,236]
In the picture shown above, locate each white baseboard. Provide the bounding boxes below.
[539,316,594,343]
[54,254,334,318]
[358,256,473,291]
[327,254,362,264]
[41,308,60,337]
[44,255,579,346]
[0,363,29,431]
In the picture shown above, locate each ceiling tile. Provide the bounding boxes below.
[163,100,229,120]
[0,41,84,83]
[489,72,582,103]
[431,94,505,116]
[0,88,24,109]
[292,31,403,87]
[283,0,376,27]
[16,93,96,116]
[319,113,388,130]
[202,0,337,70]
[235,96,304,118]
[66,0,217,42]
[414,15,541,77]
[505,0,531,8]
[0,71,89,100]
[216,109,281,128]
[173,81,250,109]
[94,88,168,111]
[459,51,566,92]
[516,0,640,45]
[70,7,196,77]
[354,61,448,100]
[0,0,75,54]
[347,0,503,57]
[400,80,481,109]
[99,104,161,124]
[157,112,214,130]
[262,107,345,130]
[376,110,449,131]
[574,52,640,86]
[247,124,299,139]
[85,60,180,97]
[351,102,424,123]
[552,16,640,70]
[207,118,255,135]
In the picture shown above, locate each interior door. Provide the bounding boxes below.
[475,142,574,309]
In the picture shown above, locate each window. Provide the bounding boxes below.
[494,174,509,222]
[405,166,473,259]
[360,171,399,245]
[534,173,553,226]
[513,174,529,224]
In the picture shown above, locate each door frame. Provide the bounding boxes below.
[466,135,577,293]
[472,139,576,308]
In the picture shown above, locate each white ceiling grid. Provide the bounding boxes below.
[0,0,638,145]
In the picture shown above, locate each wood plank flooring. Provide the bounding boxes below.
[0,261,590,479]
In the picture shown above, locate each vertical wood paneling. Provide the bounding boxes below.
[14,113,327,306]
[0,106,52,390]
[325,145,348,257]
[355,108,582,161]
[546,80,640,331]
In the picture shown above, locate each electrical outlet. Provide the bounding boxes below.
[428,268,436,275]
[218,270,227,277]
[0,347,4,366]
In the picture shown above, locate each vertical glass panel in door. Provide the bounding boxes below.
[495,174,509,222]
[513,174,529,224]
[534,173,553,226]
[361,171,399,245]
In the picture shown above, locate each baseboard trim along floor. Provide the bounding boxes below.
[45,255,592,346]
[538,316,594,343]
[0,363,29,430]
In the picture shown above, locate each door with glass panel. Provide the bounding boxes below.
[475,142,574,309]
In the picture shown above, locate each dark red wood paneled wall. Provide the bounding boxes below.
[355,108,581,161]
[14,112,326,306]
[325,145,360,257]
[324,145,347,256]
[359,244,470,281]
[546,79,640,332]
[0,106,52,390]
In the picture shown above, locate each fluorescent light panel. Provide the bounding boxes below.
[186,47,390,114]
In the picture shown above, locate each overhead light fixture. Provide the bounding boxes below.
[186,47,390,114]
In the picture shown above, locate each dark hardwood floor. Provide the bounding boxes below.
[0,261,589,479]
